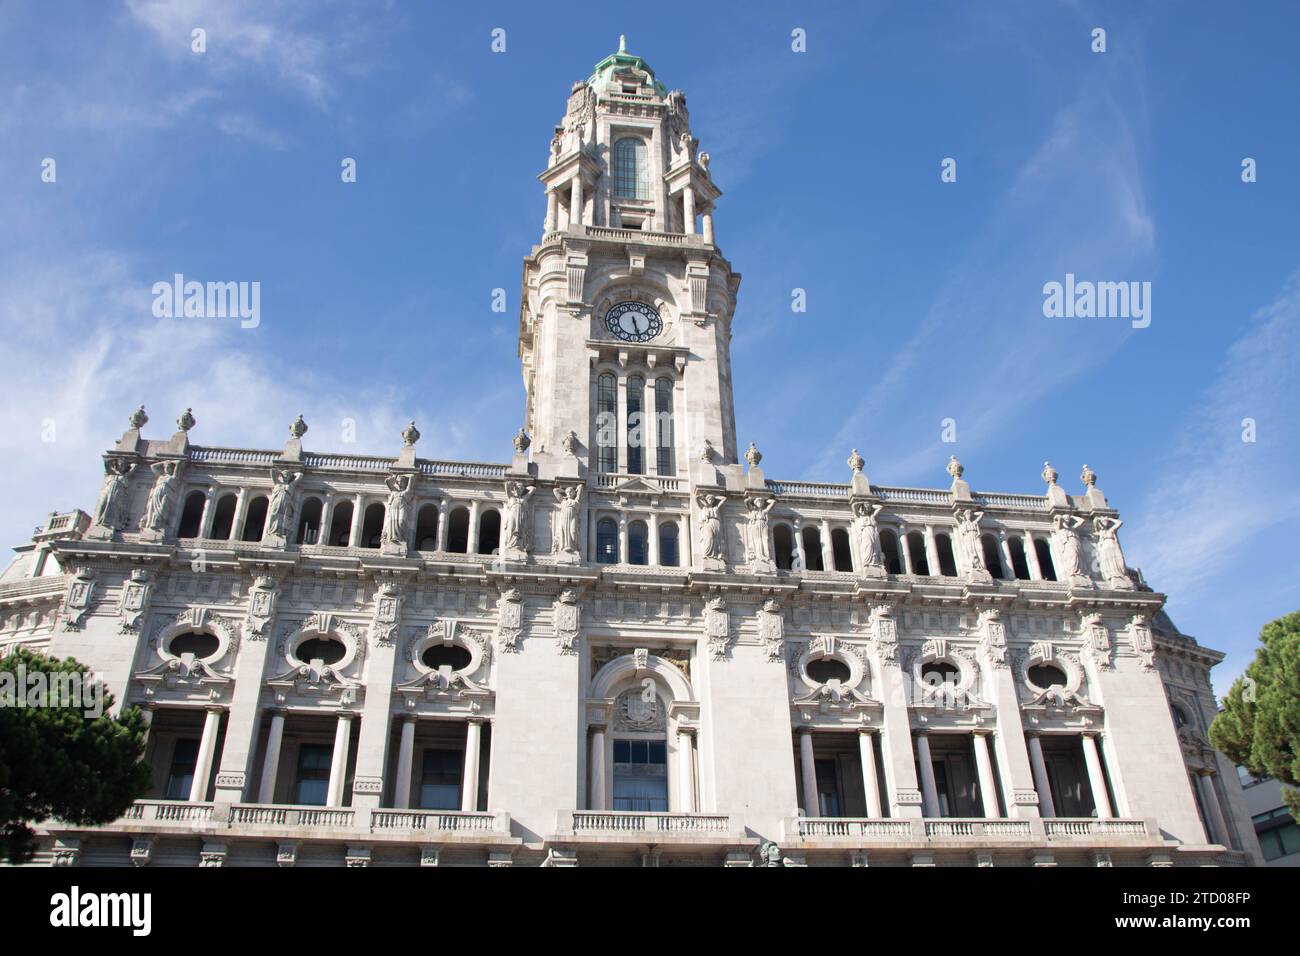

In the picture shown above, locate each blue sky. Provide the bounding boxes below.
[1,1,1297,688]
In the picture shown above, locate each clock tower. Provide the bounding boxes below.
[518,38,740,482]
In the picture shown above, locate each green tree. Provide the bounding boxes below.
[0,647,151,862]
[1210,610,1300,820]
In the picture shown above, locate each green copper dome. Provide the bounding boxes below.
[587,35,667,96]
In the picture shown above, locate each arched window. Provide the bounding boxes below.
[658,521,679,567]
[655,378,675,476]
[626,375,645,474]
[446,507,470,553]
[241,495,268,542]
[613,137,648,200]
[597,372,617,473]
[774,524,795,570]
[1028,663,1067,690]
[327,501,353,546]
[628,520,649,565]
[1034,538,1057,581]
[176,491,205,539]
[1007,536,1031,580]
[880,529,902,574]
[981,534,1005,579]
[210,493,237,540]
[935,533,958,577]
[415,504,440,551]
[596,517,619,564]
[906,531,930,576]
[478,509,501,555]
[831,528,853,572]
[361,503,385,548]
[296,497,323,544]
[801,527,824,571]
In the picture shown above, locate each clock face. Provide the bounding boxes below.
[605,300,663,343]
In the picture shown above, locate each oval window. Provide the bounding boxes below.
[295,637,346,666]
[168,631,220,659]
[421,644,472,671]
[806,658,851,684]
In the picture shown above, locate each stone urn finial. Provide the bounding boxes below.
[1041,460,1058,486]
[401,420,420,446]
[1080,463,1097,488]
[618,34,627,54]
[700,439,715,462]
[562,430,579,456]
[847,449,865,474]
[176,408,196,432]
[744,441,762,468]
[946,455,964,480]
[289,414,308,439]
[129,405,149,430]
[513,428,531,453]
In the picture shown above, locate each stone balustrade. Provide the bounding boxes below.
[785,815,1160,847]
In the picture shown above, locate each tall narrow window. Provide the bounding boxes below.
[626,375,645,474]
[655,378,675,475]
[164,738,199,800]
[294,743,332,806]
[628,520,649,565]
[597,372,617,473]
[596,517,619,564]
[612,738,668,811]
[613,137,648,200]
[659,521,680,567]
[419,749,463,810]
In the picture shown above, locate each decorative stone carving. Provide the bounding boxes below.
[695,492,726,569]
[1052,513,1090,585]
[93,457,135,530]
[117,568,152,633]
[1080,463,1097,488]
[265,466,303,540]
[62,568,96,631]
[382,473,414,550]
[370,581,403,647]
[1080,612,1113,670]
[290,414,309,439]
[496,588,524,653]
[561,430,579,457]
[743,441,762,468]
[757,599,784,662]
[1041,460,1058,486]
[952,508,991,582]
[742,495,775,572]
[851,502,885,577]
[551,485,582,558]
[946,456,964,480]
[703,596,730,660]
[400,420,420,446]
[553,589,580,655]
[501,480,536,558]
[1092,516,1132,589]
[513,428,531,453]
[847,449,865,474]
[139,459,183,534]
[613,687,664,732]
[870,604,899,666]
[1128,614,1155,671]
[245,576,278,640]
[977,608,1007,668]
[176,408,197,432]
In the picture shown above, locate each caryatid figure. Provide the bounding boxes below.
[501,481,536,552]
[265,467,303,538]
[383,473,414,546]
[552,485,582,554]
[852,502,884,571]
[695,493,725,560]
[140,460,181,533]
[1092,515,1129,584]
[953,508,987,575]
[1052,513,1087,578]
[94,458,135,529]
[743,496,775,562]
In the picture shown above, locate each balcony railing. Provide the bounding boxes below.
[787,816,1158,845]
[77,801,512,841]
[559,810,739,839]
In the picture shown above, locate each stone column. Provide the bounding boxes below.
[589,728,606,810]
[326,713,353,807]
[701,208,714,245]
[915,733,941,818]
[467,500,480,554]
[190,707,223,802]
[680,511,693,567]
[677,729,696,813]
[792,522,807,572]
[998,533,1015,581]
[256,710,286,804]
[682,185,696,234]
[213,611,276,803]
[1026,734,1056,818]
[435,500,448,552]
[461,719,483,812]
[1081,733,1112,819]
[819,519,835,571]
[570,176,584,227]
[648,513,660,566]
[923,526,941,578]
[197,487,217,539]
[545,189,558,232]
[899,527,915,575]
[973,731,1001,818]
[350,621,399,809]
[984,659,1041,819]
[1196,771,1230,845]
[877,660,923,818]
[858,730,883,818]
[230,489,249,541]
[317,494,334,545]
[798,729,819,815]
[1023,531,1043,580]
[348,495,364,548]
[393,716,416,810]
[618,515,628,566]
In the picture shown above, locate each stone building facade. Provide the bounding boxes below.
[0,40,1262,867]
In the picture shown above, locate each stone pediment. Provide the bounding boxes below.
[612,476,668,496]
